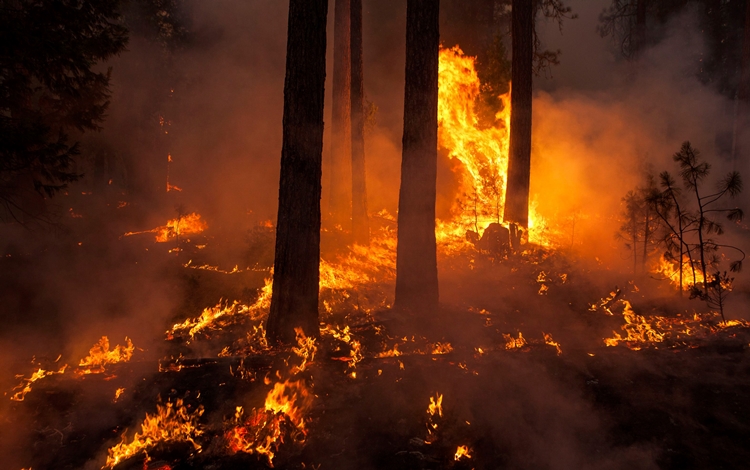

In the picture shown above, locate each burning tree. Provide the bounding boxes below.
[266,0,329,344]
[635,142,745,301]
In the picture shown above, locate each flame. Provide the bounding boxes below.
[543,333,562,355]
[104,398,204,469]
[123,213,207,243]
[604,300,665,349]
[114,387,125,402]
[226,379,313,466]
[435,46,554,250]
[603,299,749,350]
[503,332,528,350]
[653,254,705,290]
[455,445,472,461]
[168,276,272,339]
[291,328,317,374]
[76,336,134,375]
[427,393,443,418]
[430,342,453,355]
[10,363,68,401]
[322,325,364,374]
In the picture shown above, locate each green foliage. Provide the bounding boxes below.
[0,0,128,221]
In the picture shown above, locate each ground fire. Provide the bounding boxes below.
[3,1,750,469]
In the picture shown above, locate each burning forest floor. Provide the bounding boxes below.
[3,226,750,470]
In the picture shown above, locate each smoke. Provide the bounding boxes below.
[532,0,739,268]
[1,1,749,468]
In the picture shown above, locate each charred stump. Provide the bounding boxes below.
[267,0,329,344]
[395,0,440,312]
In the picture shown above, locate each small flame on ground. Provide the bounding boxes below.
[104,398,204,469]
[77,336,134,375]
[455,445,472,461]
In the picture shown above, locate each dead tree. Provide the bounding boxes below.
[350,0,369,245]
[328,0,352,225]
[503,0,534,228]
[395,0,440,312]
[267,0,329,344]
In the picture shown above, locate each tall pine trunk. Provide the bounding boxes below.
[267,0,329,344]
[395,0,440,312]
[503,0,533,228]
[350,0,369,245]
[328,0,352,224]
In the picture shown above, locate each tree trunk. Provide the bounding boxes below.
[350,0,369,245]
[328,0,352,225]
[503,0,533,228]
[267,0,329,344]
[395,0,440,312]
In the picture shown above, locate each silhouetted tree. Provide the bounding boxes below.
[503,0,533,227]
[0,0,128,223]
[328,0,351,225]
[504,0,574,229]
[267,0,329,344]
[395,0,440,312]
[350,0,369,245]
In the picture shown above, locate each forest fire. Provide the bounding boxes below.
[5,1,750,469]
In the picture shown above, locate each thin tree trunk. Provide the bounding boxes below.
[395,0,440,312]
[503,0,533,228]
[350,0,369,245]
[328,0,352,225]
[267,0,329,344]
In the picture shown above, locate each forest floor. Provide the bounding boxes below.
[3,230,750,470]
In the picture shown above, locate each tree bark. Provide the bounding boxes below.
[395,0,440,312]
[503,0,533,228]
[350,0,369,245]
[267,0,329,344]
[328,0,352,225]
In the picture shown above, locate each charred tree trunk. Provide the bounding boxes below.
[350,0,369,245]
[328,0,352,225]
[503,0,533,228]
[267,0,329,344]
[395,0,440,312]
